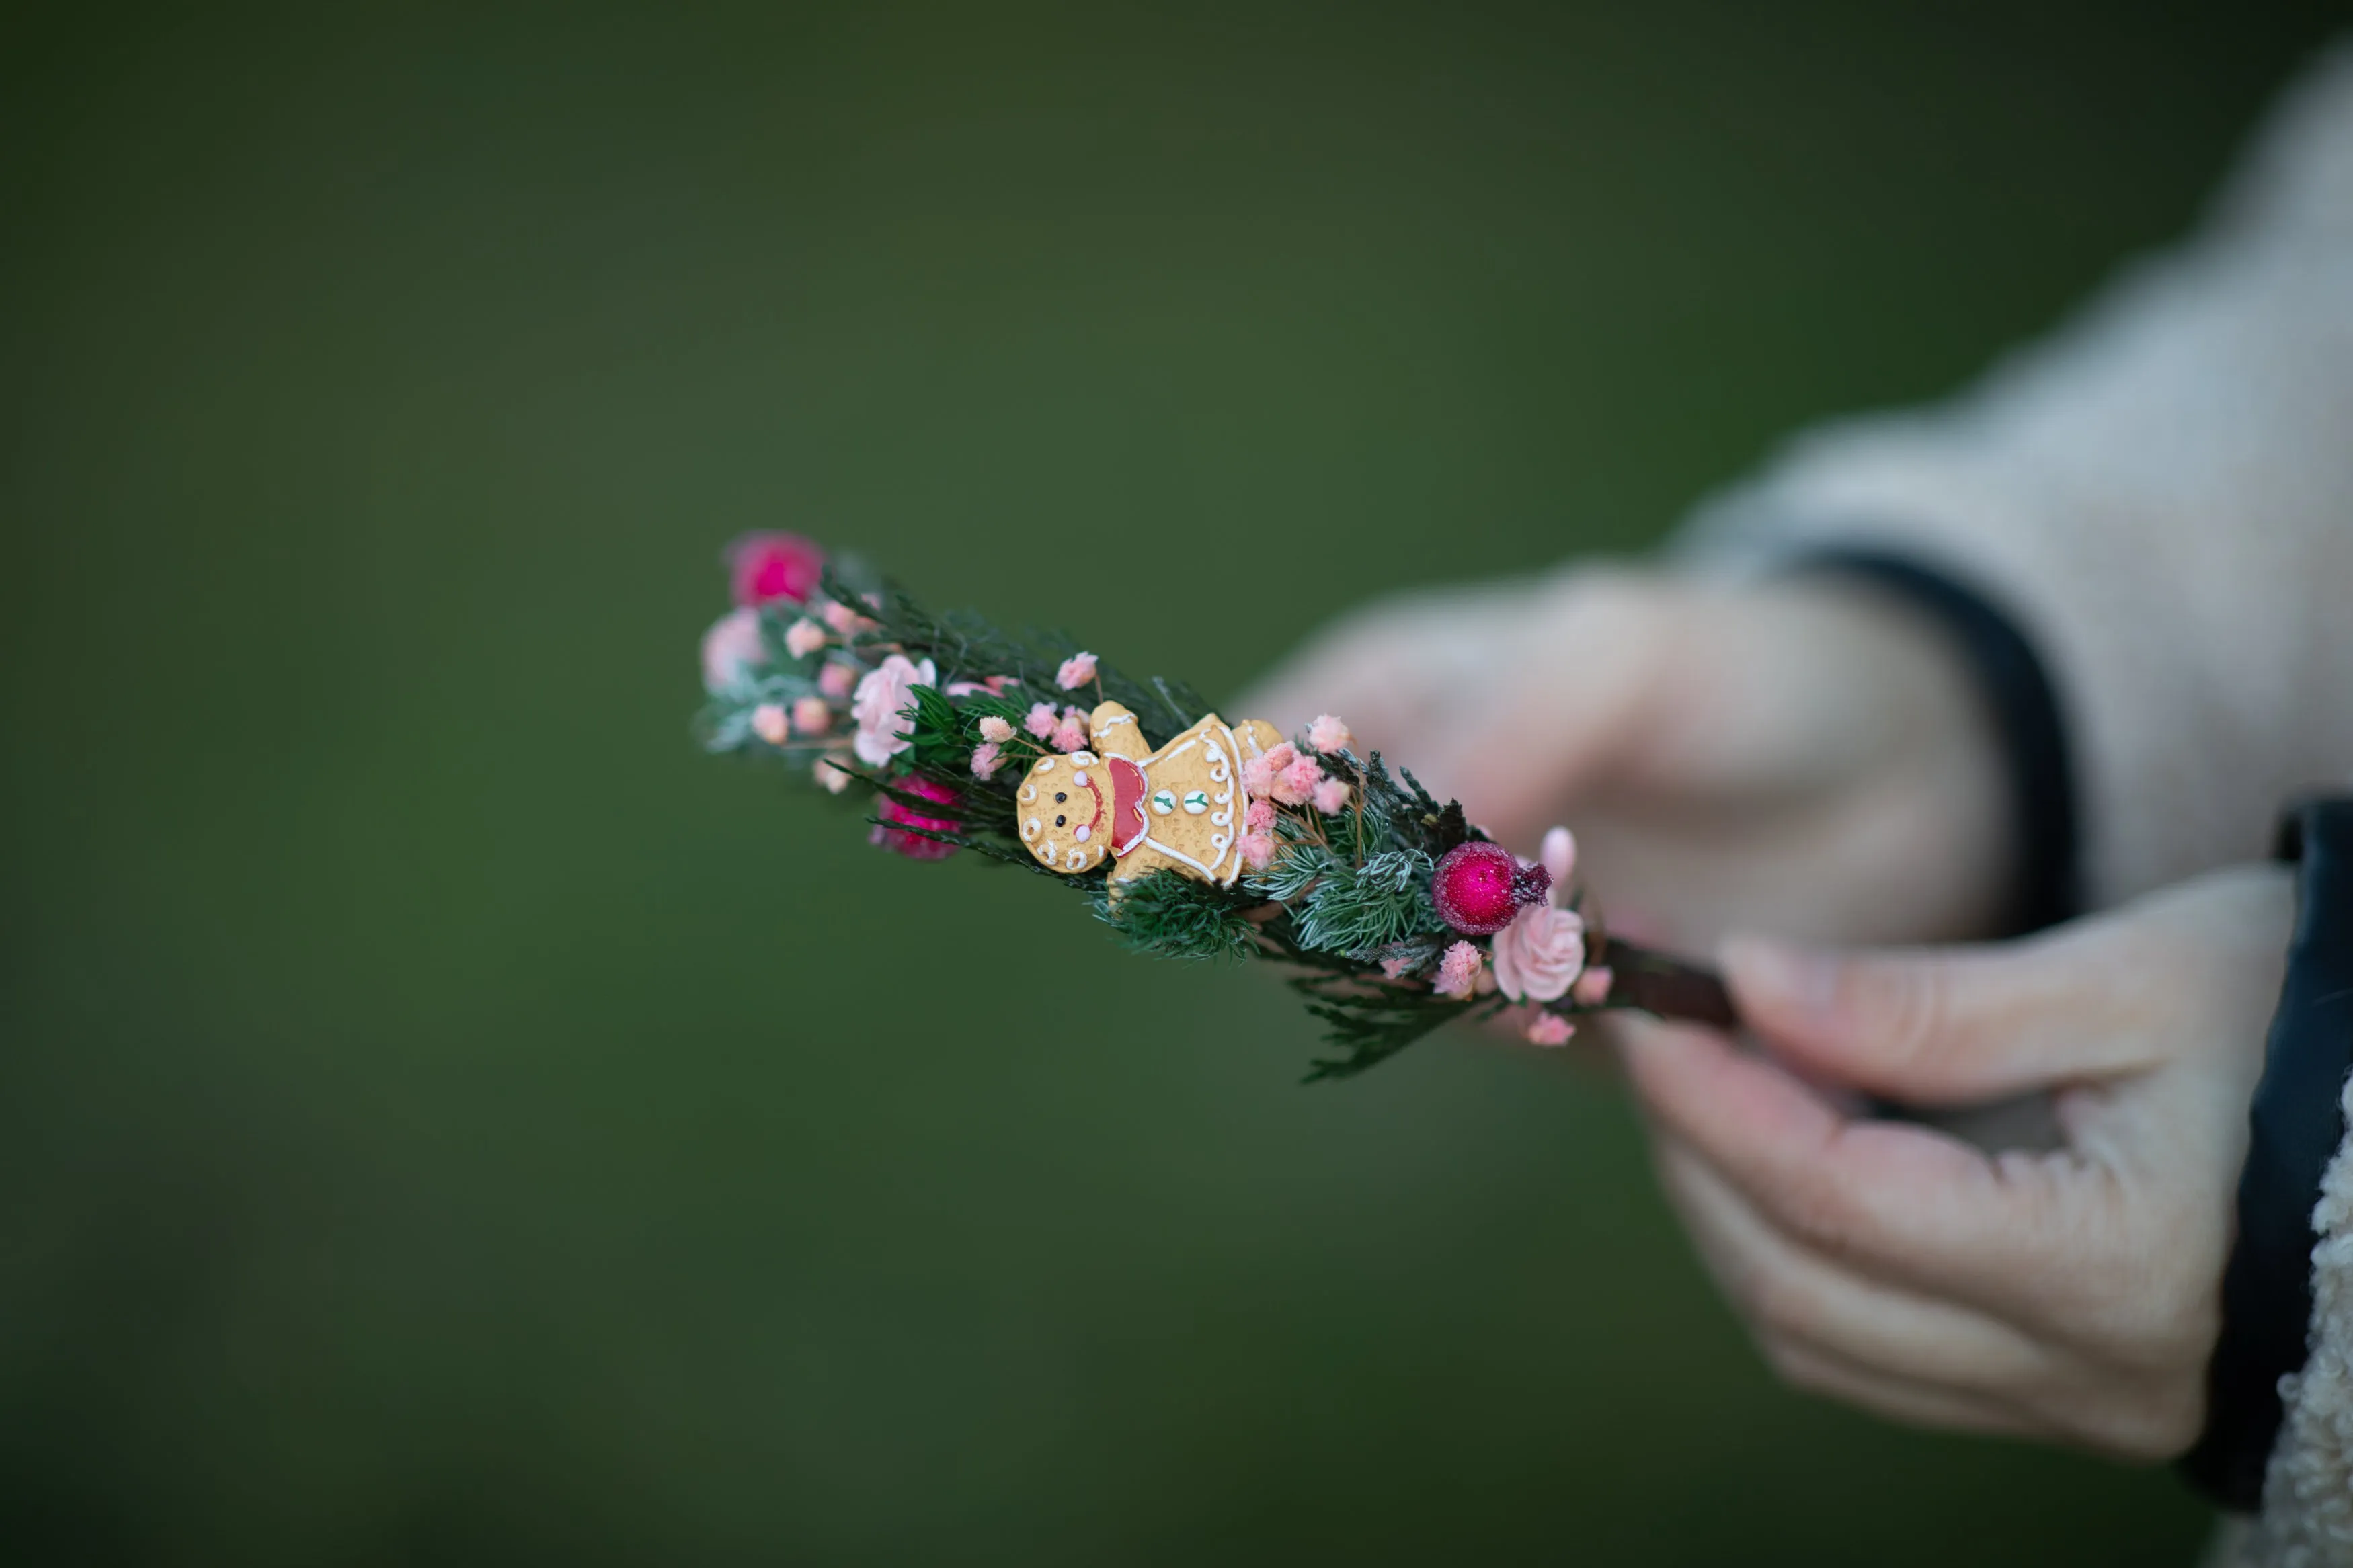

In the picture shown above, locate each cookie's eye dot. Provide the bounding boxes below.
[1055,814,1066,827]
[1055,792,1066,803]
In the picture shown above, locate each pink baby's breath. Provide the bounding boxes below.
[978,716,1016,743]
[791,696,831,736]
[1310,777,1351,815]
[1051,710,1090,754]
[969,742,1002,779]
[1025,702,1060,739]
[1272,755,1324,807]
[750,704,790,745]
[1524,1012,1575,1046]
[1245,798,1276,833]
[1433,941,1484,998]
[1240,832,1277,872]
[784,617,828,659]
[818,663,855,700]
[1306,714,1353,755]
[1054,652,1098,690]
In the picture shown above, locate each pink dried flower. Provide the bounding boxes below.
[1492,905,1586,1003]
[750,703,790,745]
[727,532,825,607]
[783,617,828,659]
[969,741,1002,779]
[1245,798,1277,833]
[817,662,855,700]
[1572,966,1613,1007]
[872,774,959,860]
[791,696,831,736]
[1054,651,1099,690]
[978,716,1016,743]
[1241,756,1277,799]
[1272,756,1324,807]
[813,757,851,794]
[1433,941,1484,999]
[822,599,874,636]
[1051,710,1090,754]
[1379,953,1422,981]
[1524,1012,1575,1047]
[1025,702,1060,739]
[850,653,937,766]
[700,608,768,692]
[1306,714,1353,755]
[1239,832,1277,872]
[1261,741,1298,774]
[1310,777,1352,815]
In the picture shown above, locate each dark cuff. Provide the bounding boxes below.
[1796,549,2082,936]
[2180,798,2353,1512]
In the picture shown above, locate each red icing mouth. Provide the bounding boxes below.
[1108,757,1148,855]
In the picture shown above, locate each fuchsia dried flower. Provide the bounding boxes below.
[873,775,959,860]
[727,532,826,608]
[1054,651,1098,690]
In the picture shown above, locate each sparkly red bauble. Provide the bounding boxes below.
[1431,841,1551,934]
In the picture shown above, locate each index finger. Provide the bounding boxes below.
[1616,1015,2102,1317]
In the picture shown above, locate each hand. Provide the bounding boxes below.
[1241,567,2013,950]
[1619,866,2294,1458]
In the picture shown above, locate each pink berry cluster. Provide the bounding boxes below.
[1237,714,1357,871]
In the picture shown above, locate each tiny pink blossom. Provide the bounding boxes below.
[817,662,855,700]
[1239,832,1277,872]
[750,704,790,745]
[1492,905,1586,1003]
[1272,755,1324,807]
[822,600,873,636]
[813,757,851,794]
[1054,651,1099,690]
[791,696,831,736]
[1433,941,1484,999]
[1524,1012,1575,1047]
[1025,702,1060,739]
[850,653,937,766]
[1051,711,1090,754]
[1540,825,1577,890]
[969,741,1002,779]
[945,675,1018,697]
[1306,714,1353,755]
[1310,777,1352,815]
[978,716,1016,743]
[1245,798,1277,833]
[700,608,768,692]
[1241,756,1277,799]
[1572,966,1614,1007]
[783,617,828,659]
[1379,954,1421,981]
[1261,741,1298,774]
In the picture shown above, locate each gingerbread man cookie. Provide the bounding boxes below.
[1016,702,1283,890]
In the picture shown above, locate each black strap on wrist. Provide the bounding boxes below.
[1796,549,2081,936]
[2180,798,2353,1511]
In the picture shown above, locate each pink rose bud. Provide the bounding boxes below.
[1540,826,1577,891]
[750,703,790,745]
[727,532,826,607]
[791,696,831,736]
[822,600,867,636]
[1306,714,1353,755]
[1025,702,1060,739]
[817,662,855,699]
[1054,651,1099,690]
[978,715,1016,743]
[784,617,828,659]
[813,757,852,794]
[1310,777,1352,815]
[1572,966,1613,1007]
[1524,1012,1575,1046]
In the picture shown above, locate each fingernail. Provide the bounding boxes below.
[1720,934,1839,1020]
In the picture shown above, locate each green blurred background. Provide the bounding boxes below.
[3,3,2340,1562]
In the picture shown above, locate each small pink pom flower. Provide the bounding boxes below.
[1025,702,1060,739]
[783,617,828,659]
[791,696,831,736]
[818,662,855,700]
[1052,710,1090,754]
[969,741,1002,779]
[1240,832,1277,872]
[1524,1012,1575,1047]
[1379,953,1423,981]
[1245,798,1277,833]
[700,608,768,692]
[1306,714,1353,755]
[822,599,874,636]
[813,757,851,794]
[750,703,790,745]
[978,716,1016,743]
[1260,741,1297,774]
[1433,941,1484,999]
[872,774,959,860]
[1492,904,1585,1002]
[1310,777,1352,815]
[1054,651,1098,690]
[1241,756,1277,799]
[1272,755,1324,807]
[727,532,825,607]
[850,653,937,766]
[1573,966,1613,1006]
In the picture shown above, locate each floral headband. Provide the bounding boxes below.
[697,532,1734,1080]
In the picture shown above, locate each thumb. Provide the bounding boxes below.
[1720,932,2150,1105]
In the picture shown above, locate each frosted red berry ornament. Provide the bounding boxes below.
[1431,841,1551,935]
